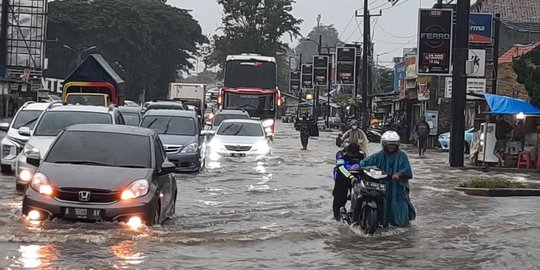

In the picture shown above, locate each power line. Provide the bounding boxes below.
[378,37,416,55]
[381,0,411,11]
[370,1,390,11]
[338,14,356,41]
[375,22,417,39]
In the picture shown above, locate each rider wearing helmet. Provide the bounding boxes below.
[342,119,369,155]
[332,143,365,221]
[359,131,416,227]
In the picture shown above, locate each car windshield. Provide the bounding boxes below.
[123,113,141,126]
[217,122,264,136]
[141,116,196,136]
[66,95,106,106]
[12,110,42,129]
[214,113,250,126]
[45,131,151,168]
[34,111,112,136]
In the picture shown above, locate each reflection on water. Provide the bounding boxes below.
[15,244,57,268]
[111,240,145,268]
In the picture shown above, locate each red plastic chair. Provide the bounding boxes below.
[517,151,532,169]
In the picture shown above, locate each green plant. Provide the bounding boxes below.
[459,178,526,189]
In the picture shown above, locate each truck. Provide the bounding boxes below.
[168,83,206,121]
[62,54,125,106]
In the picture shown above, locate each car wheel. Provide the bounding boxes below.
[1,165,11,174]
[170,191,177,216]
[148,202,161,226]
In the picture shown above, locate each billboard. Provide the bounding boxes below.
[469,13,493,44]
[1,0,47,80]
[417,9,453,75]
[336,47,356,85]
[301,64,313,89]
[289,71,300,92]
[445,77,486,98]
[313,55,329,86]
[393,62,406,93]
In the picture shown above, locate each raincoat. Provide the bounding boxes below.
[360,150,416,227]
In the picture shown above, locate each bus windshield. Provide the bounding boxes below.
[224,60,276,89]
[224,93,275,119]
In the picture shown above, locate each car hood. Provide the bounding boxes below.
[158,134,197,146]
[39,163,153,191]
[212,135,266,145]
[27,136,57,158]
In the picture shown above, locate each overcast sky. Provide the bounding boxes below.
[169,0,437,67]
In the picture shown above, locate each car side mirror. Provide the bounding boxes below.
[159,161,175,175]
[27,153,41,167]
[18,127,31,136]
[0,122,9,132]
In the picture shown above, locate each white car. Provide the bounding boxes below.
[208,119,271,160]
[0,102,53,173]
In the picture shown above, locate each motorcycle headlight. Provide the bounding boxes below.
[181,143,198,153]
[121,179,149,200]
[23,143,40,157]
[31,173,53,196]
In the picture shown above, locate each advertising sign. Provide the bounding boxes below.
[289,71,300,92]
[468,49,486,77]
[418,82,430,101]
[417,9,453,75]
[336,47,356,85]
[393,62,406,93]
[425,110,439,136]
[313,55,329,86]
[469,13,493,44]
[445,77,486,98]
[301,64,313,89]
[405,56,417,79]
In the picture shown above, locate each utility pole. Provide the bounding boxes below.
[449,0,470,167]
[492,13,501,94]
[356,0,381,131]
[313,35,322,119]
[297,53,303,119]
[0,0,9,118]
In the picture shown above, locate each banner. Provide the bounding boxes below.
[445,77,486,98]
[418,83,430,101]
[336,47,356,85]
[301,64,313,89]
[468,49,486,77]
[469,13,493,44]
[417,9,453,75]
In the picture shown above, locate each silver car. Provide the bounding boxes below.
[15,105,125,190]
[207,119,271,160]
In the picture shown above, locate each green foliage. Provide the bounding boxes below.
[295,24,342,62]
[512,46,540,107]
[333,93,362,109]
[459,177,526,189]
[46,0,206,100]
[205,0,303,69]
[373,67,394,94]
[180,71,219,84]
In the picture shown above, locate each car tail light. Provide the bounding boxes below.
[30,173,53,196]
[121,179,149,200]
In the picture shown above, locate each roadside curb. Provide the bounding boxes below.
[454,186,540,196]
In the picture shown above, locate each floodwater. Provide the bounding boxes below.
[0,123,539,269]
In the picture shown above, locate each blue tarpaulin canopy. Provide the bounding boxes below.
[485,93,540,115]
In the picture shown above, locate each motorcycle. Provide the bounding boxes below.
[340,167,389,235]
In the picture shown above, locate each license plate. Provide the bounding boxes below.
[365,181,386,191]
[62,207,104,220]
[231,153,246,157]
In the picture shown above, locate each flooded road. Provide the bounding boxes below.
[1,122,539,269]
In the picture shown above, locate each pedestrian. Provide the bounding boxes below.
[299,115,310,150]
[415,116,430,157]
[493,115,514,167]
[360,131,416,227]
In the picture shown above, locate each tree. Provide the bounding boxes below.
[180,71,220,84]
[513,47,540,107]
[205,0,303,69]
[373,67,394,94]
[46,0,206,100]
[295,24,343,61]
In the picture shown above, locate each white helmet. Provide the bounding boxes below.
[381,131,400,151]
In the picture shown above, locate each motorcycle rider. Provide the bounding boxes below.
[333,143,364,221]
[342,119,369,155]
[359,131,416,227]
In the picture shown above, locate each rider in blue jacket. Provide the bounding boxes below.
[333,143,364,221]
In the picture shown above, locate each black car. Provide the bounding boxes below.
[22,124,177,226]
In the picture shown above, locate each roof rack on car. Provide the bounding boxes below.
[46,101,63,110]
[21,101,35,108]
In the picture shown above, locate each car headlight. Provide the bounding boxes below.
[261,119,274,127]
[31,173,53,196]
[121,179,149,200]
[253,141,270,153]
[181,143,198,153]
[23,143,40,157]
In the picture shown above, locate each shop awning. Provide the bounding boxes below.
[485,93,540,115]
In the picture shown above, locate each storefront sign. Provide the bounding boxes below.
[394,62,406,93]
[426,110,439,135]
[468,49,486,77]
[418,83,430,101]
[405,56,417,79]
[445,77,486,98]
[469,13,493,44]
